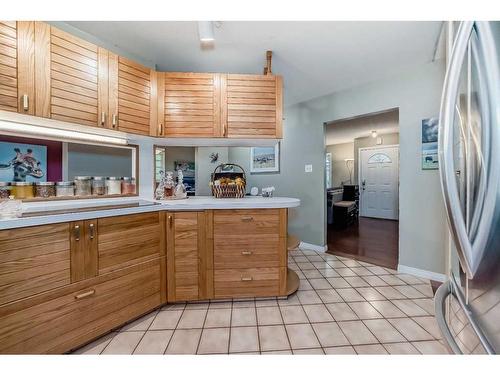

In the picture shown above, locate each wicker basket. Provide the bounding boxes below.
[211,163,246,198]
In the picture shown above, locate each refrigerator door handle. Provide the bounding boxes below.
[434,280,462,354]
[439,21,476,277]
[435,277,495,354]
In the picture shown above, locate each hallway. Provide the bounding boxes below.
[327,217,399,269]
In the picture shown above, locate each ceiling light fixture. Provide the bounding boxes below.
[198,21,215,42]
[371,130,378,138]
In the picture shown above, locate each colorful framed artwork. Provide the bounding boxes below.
[0,141,47,182]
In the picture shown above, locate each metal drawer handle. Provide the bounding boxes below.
[241,251,253,255]
[241,216,253,222]
[112,114,118,128]
[22,94,29,111]
[74,225,80,241]
[74,289,95,300]
[241,276,253,281]
[100,112,106,126]
[89,223,95,239]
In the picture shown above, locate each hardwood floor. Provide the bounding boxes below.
[327,217,399,269]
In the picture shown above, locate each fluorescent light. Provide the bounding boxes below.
[371,130,378,138]
[198,21,215,42]
[0,120,128,145]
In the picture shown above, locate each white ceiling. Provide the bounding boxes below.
[65,21,443,106]
[325,109,399,145]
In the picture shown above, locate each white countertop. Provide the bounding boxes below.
[0,196,300,230]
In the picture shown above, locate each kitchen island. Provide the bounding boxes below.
[0,196,300,353]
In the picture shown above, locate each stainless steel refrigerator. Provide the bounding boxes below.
[435,21,500,354]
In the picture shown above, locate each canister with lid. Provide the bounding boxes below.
[34,182,56,198]
[121,177,136,195]
[11,182,34,199]
[106,177,122,195]
[56,181,74,197]
[92,176,107,195]
[74,176,92,196]
[0,182,11,199]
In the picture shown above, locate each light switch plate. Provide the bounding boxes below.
[305,164,313,173]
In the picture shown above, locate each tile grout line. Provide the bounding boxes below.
[162,303,187,354]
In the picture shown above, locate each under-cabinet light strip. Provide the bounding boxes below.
[0,120,128,145]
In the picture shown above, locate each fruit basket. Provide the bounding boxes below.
[210,163,246,198]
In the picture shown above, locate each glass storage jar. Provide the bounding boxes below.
[121,177,136,195]
[11,182,34,199]
[0,182,11,199]
[106,177,122,195]
[56,181,75,197]
[92,177,107,196]
[74,176,92,196]
[34,182,56,198]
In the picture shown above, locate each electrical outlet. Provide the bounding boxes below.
[305,164,313,173]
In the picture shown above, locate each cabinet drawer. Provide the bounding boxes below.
[213,209,281,236]
[214,236,280,269]
[0,223,71,306]
[0,259,162,354]
[97,212,165,274]
[213,267,280,298]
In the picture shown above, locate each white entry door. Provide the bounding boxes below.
[359,145,399,220]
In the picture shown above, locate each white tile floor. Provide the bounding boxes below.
[73,248,449,355]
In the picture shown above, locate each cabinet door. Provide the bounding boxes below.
[222,74,283,138]
[97,212,165,275]
[110,55,154,135]
[0,21,35,114]
[49,27,107,127]
[0,223,71,306]
[162,72,222,137]
[166,211,211,302]
[70,220,98,283]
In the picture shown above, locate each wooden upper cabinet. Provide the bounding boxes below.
[107,55,155,135]
[48,27,105,127]
[160,72,222,138]
[222,74,283,138]
[0,21,35,115]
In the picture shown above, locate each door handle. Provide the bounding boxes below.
[100,112,106,126]
[73,225,80,241]
[241,250,253,255]
[168,215,173,228]
[362,179,366,191]
[112,114,118,128]
[22,94,29,111]
[158,123,163,136]
[241,216,253,222]
[240,276,253,281]
[89,223,95,240]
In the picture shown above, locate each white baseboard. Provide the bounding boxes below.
[397,264,447,282]
[299,241,328,253]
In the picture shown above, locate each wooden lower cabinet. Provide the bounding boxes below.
[0,258,162,354]
[166,211,213,302]
[212,208,288,298]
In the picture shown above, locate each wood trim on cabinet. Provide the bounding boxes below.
[220,73,227,137]
[213,73,222,137]
[197,211,208,300]
[166,212,175,302]
[275,75,283,138]
[149,69,158,136]
[97,47,109,128]
[107,51,118,129]
[16,21,35,115]
[34,21,50,118]
[156,71,165,136]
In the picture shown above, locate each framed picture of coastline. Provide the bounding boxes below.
[250,143,280,173]
[0,141,47,182]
